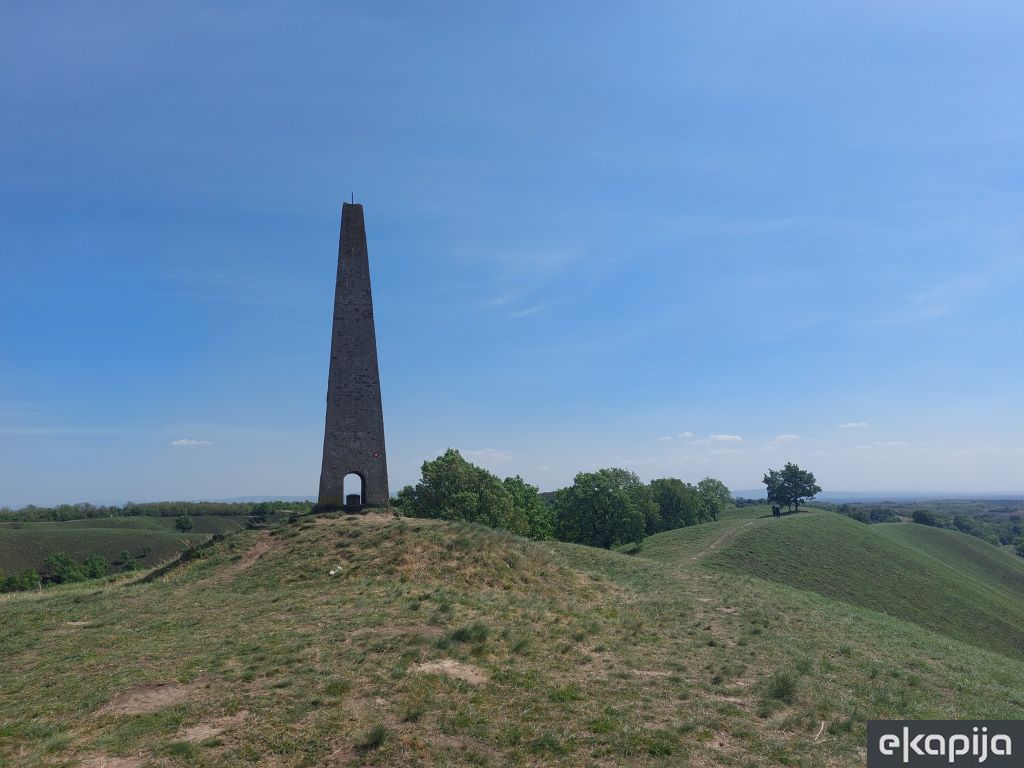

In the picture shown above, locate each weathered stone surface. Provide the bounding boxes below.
[318,203,389,507]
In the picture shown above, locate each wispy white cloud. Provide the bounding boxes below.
[508,304,545,318]
[700,434,743,443]
[171,438,211,447]
[910,272,992,318]
[657,435,673,441]
[462,448,512,463]
[837,422,868,429]
[677,432,693,439]
[772,434,800,444]
[873,441,907,448]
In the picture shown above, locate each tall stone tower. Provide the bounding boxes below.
[318,202,390,509]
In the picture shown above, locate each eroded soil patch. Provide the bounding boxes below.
[99,677,209,715]
[414,660,488,684]
[80,754,144,768]
[179,710,247,742]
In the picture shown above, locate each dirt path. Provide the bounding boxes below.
[690,520,759,562]
[218,535,275,579]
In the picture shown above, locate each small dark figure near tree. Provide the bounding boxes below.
[763,462,822,513]
[772,503,782,518]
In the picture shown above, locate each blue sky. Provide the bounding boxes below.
[2,1,1023,506]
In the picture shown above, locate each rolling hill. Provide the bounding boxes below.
[3,509,1023,767]
[0,515,249,577]
[642,509,1024,660]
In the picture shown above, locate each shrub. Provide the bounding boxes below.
[324,679,352,697]
[44,553,85,584]
[356,724,390,752]
[1,568,40,593]
[451,621,489,644]
[82,554,107,579]
[763,670,798,704]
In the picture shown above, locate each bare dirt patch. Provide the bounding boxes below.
[712,693,750,709]
[633,669,672,678]
[349,624,445,640]
[80,754,145,768]
[98,677,209,715]
[428,734,499,759]
[414,660,488,684]
[179,710,247,742]
[220,536,275,579]
[316,511,394,526]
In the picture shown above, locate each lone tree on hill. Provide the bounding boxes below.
[763,462,821,513]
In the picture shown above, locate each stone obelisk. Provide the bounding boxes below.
[318,203,389,509]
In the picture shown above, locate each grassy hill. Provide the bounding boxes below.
[0,515,249,576]
[643,509,1024,660]
[876,522,1024,599]
[3,510,1024,767]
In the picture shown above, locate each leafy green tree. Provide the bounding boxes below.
[589,468,659,534]
[175,515,194,532]
[503,475,556,540]
[649,478,704,530]
[45,553,85,584]
[82,554,108,579]
[762,462,821,512]
[1,568,40,593]
[1015,537,1024,559]
[697,477,731,521]
[399,449,529,535]
[912,509,937,527]
[554,468,648,549]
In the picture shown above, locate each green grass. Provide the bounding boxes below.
[2,510,1023,767]
[876,521,1024,598]
[689,511,1024,659]
[636,503,771,563]
[0,515,247,576]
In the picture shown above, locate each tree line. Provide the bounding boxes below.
[0,499,314,523]
[1,548,148,593]
[394,448,732,549]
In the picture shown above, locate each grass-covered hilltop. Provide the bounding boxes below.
[4,500,1024,767]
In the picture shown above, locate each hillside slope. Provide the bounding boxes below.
[3,512,1024,767]
[0,516,248,576]
[655,511,1024,660]
[876,521,1024,598]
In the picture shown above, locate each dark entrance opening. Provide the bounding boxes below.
[343,473,365,511]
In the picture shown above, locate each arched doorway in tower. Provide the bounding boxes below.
[343,473,365,509]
